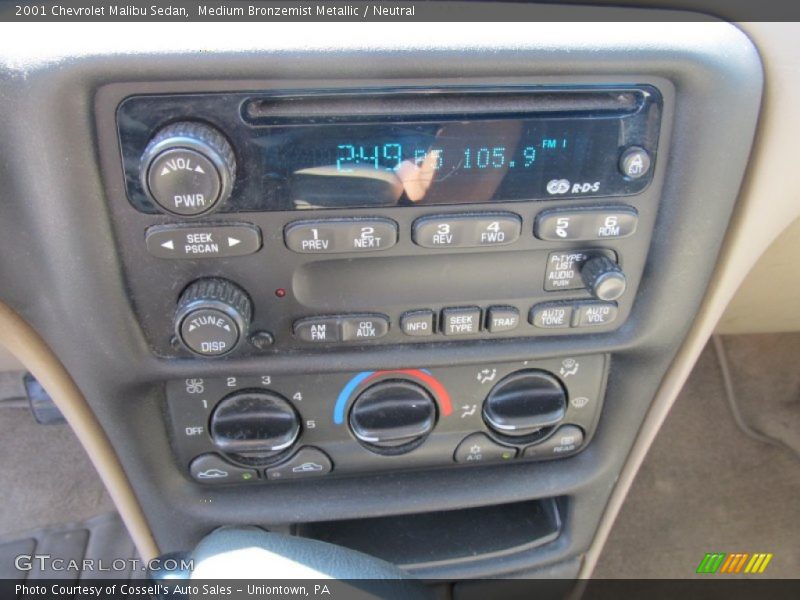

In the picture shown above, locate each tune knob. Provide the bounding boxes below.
[210,391,300,464]
[140,121,236,216]
[483,370,567,437]
[174,278,251,357]
[581,255,627,301]
[349,380,437,452]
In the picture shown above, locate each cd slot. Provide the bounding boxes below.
[242,87,644,125]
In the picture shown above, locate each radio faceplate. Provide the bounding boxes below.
[109,85,666,356]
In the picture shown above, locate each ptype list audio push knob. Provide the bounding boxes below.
[174,278,252,357]
[140,121,236,216]
[581,255,627,301]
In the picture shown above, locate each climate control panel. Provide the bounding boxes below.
[167,355,607,484]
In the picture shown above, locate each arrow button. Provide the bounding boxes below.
[145,224,262,260]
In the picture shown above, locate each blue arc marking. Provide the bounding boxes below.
[334,371,375,424]
[334,369,433,425]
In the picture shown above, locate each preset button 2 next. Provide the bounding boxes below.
[284,218,398,254]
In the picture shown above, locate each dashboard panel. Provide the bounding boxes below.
[0,18,763,581]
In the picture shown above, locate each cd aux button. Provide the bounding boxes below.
[340,315,390,341]
[284,218,398,254]
[412,213,522,249]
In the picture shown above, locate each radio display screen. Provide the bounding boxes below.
[259,117,633,210]
[117,88,662,213]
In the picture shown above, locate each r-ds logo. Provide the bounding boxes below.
[546,179,601,195]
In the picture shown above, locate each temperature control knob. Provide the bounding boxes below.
[349,380,436,452]
[483,370,567,437]
[581,255,627,301]
[140,121,236,216]
[210,391,300,463]
[174,278,251,357]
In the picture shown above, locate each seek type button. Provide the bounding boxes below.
[442,307,482,336]
[412,213,521,249]
[340,315,389,341]
[284,218,398,254]
[145,224,261,259]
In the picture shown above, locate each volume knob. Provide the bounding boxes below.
[140,121,236,216]
[174,278,251,357]
[581,256,627,301]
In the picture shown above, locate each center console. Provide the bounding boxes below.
[110,86,660,485]
[0,19,762,582]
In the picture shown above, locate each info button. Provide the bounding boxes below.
[145,224,261,259]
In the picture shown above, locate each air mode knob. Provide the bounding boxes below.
[349,380,437,452]
[210,390,300,464]
[140,121,236,216]
[581,255,627,301]
[483,370,567,437]
[174,278,252,357]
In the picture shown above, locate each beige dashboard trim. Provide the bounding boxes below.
[0,302,159,562]
[581,22,800,579]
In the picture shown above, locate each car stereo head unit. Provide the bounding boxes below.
[117,86,661,216]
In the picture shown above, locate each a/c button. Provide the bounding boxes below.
[454,433,517,464]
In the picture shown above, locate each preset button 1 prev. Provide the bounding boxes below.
[146,224,261,259]
[284,218,398,253]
